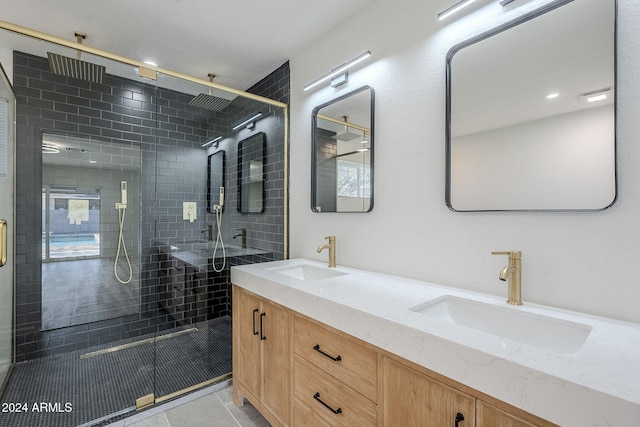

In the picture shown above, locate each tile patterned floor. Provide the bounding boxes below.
[106,383,270,427]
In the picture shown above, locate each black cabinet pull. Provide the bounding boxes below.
[313,392,342,415]
[252,309,259,335]
[455,412,464,426]
[259,312,266,340]
[313,344,342,362]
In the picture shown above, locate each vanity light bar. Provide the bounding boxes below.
[42,143,60,154]
[303,51,372,91]
[232,112,263,130]
[438,0,477,20]
[579,88,611,103]
[202,136,222,147]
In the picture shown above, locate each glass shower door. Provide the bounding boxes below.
[0,62,15,395]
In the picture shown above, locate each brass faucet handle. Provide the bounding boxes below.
[324,235,335,243]
[491,250,521,259]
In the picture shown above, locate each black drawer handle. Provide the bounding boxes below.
[252,309,259,335]
[455,412,464,427]
[313,392,342,415]
[259,312,266,340]
[313,344,342,362]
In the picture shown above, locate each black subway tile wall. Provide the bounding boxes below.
[14,51,289,361]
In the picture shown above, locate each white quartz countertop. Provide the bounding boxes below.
[231,258,640,427]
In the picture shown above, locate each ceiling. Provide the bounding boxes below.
[1,0,372,91]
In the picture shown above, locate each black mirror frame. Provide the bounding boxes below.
[311,85,375,213]
[237,132,267,214]
[444,0,617,212]
[207,150,226,214]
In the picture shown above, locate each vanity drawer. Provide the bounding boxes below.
[293,397,331,427]
[293,355,377,426]
[293,316,378,401]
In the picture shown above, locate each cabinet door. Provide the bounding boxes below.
[261,299,291,425]
[477,400,540,427]
[235,288,261,397]
[383,357,475,427]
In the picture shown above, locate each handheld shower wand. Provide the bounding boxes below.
[115,181,132,284]
[212,186,226,273]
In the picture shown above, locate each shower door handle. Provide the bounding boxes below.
[0,219,6,267]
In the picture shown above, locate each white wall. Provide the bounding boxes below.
[289,0,640,323]
[0,47,12,83]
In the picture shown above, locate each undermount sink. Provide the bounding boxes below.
[269,264,347,281]
[410,296,592,354]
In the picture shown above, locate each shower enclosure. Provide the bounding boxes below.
[0,22,288,427]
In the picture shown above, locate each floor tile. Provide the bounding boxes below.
[126,412,169,427]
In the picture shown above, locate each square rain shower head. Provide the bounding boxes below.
[47,52,105,84]
[331,131,362,141]
[188,93,233,112]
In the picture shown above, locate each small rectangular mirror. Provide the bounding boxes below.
[312,86,374,213]
[446,0,616,211]
[237,132,266,214]
[207,150,225,213]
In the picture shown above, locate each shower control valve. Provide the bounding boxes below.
[115,202,127,209]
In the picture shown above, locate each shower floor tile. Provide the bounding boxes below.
[1,317,233,427]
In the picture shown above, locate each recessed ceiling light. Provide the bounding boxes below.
[546,93,559,99]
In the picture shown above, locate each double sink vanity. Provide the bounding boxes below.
[232,259,640,426]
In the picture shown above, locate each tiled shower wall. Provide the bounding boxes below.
[13,51,289,361]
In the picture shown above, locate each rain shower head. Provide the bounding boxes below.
[331,130,362,141]
[47,52,105,83]
[188,73,232,112]
[331,116,362,141]
[188,93,232,111]
[47,32,105,84]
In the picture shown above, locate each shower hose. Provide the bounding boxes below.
[212,205,226,273]
[115,205,133,284]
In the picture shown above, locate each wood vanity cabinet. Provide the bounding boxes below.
[383,357,475,426]
[232,285,557,427]
[476,400,541,427]
[233,287,291,426]
[292,317,379,426]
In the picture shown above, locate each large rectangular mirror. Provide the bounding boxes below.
[312,86,374,213]
[237,132,266,214]
[446,0,616,211]
[207,150,225,213]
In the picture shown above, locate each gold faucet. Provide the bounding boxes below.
[316,236,336,268]
[491,250,522,305]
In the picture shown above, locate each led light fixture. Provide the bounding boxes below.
[438,0,477,20]
[202,136,223,148]
[42,143,59,154]
[303,51,372,91]
[232,113,263,130]
[579,88,611,103]
[546,93,559,99]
